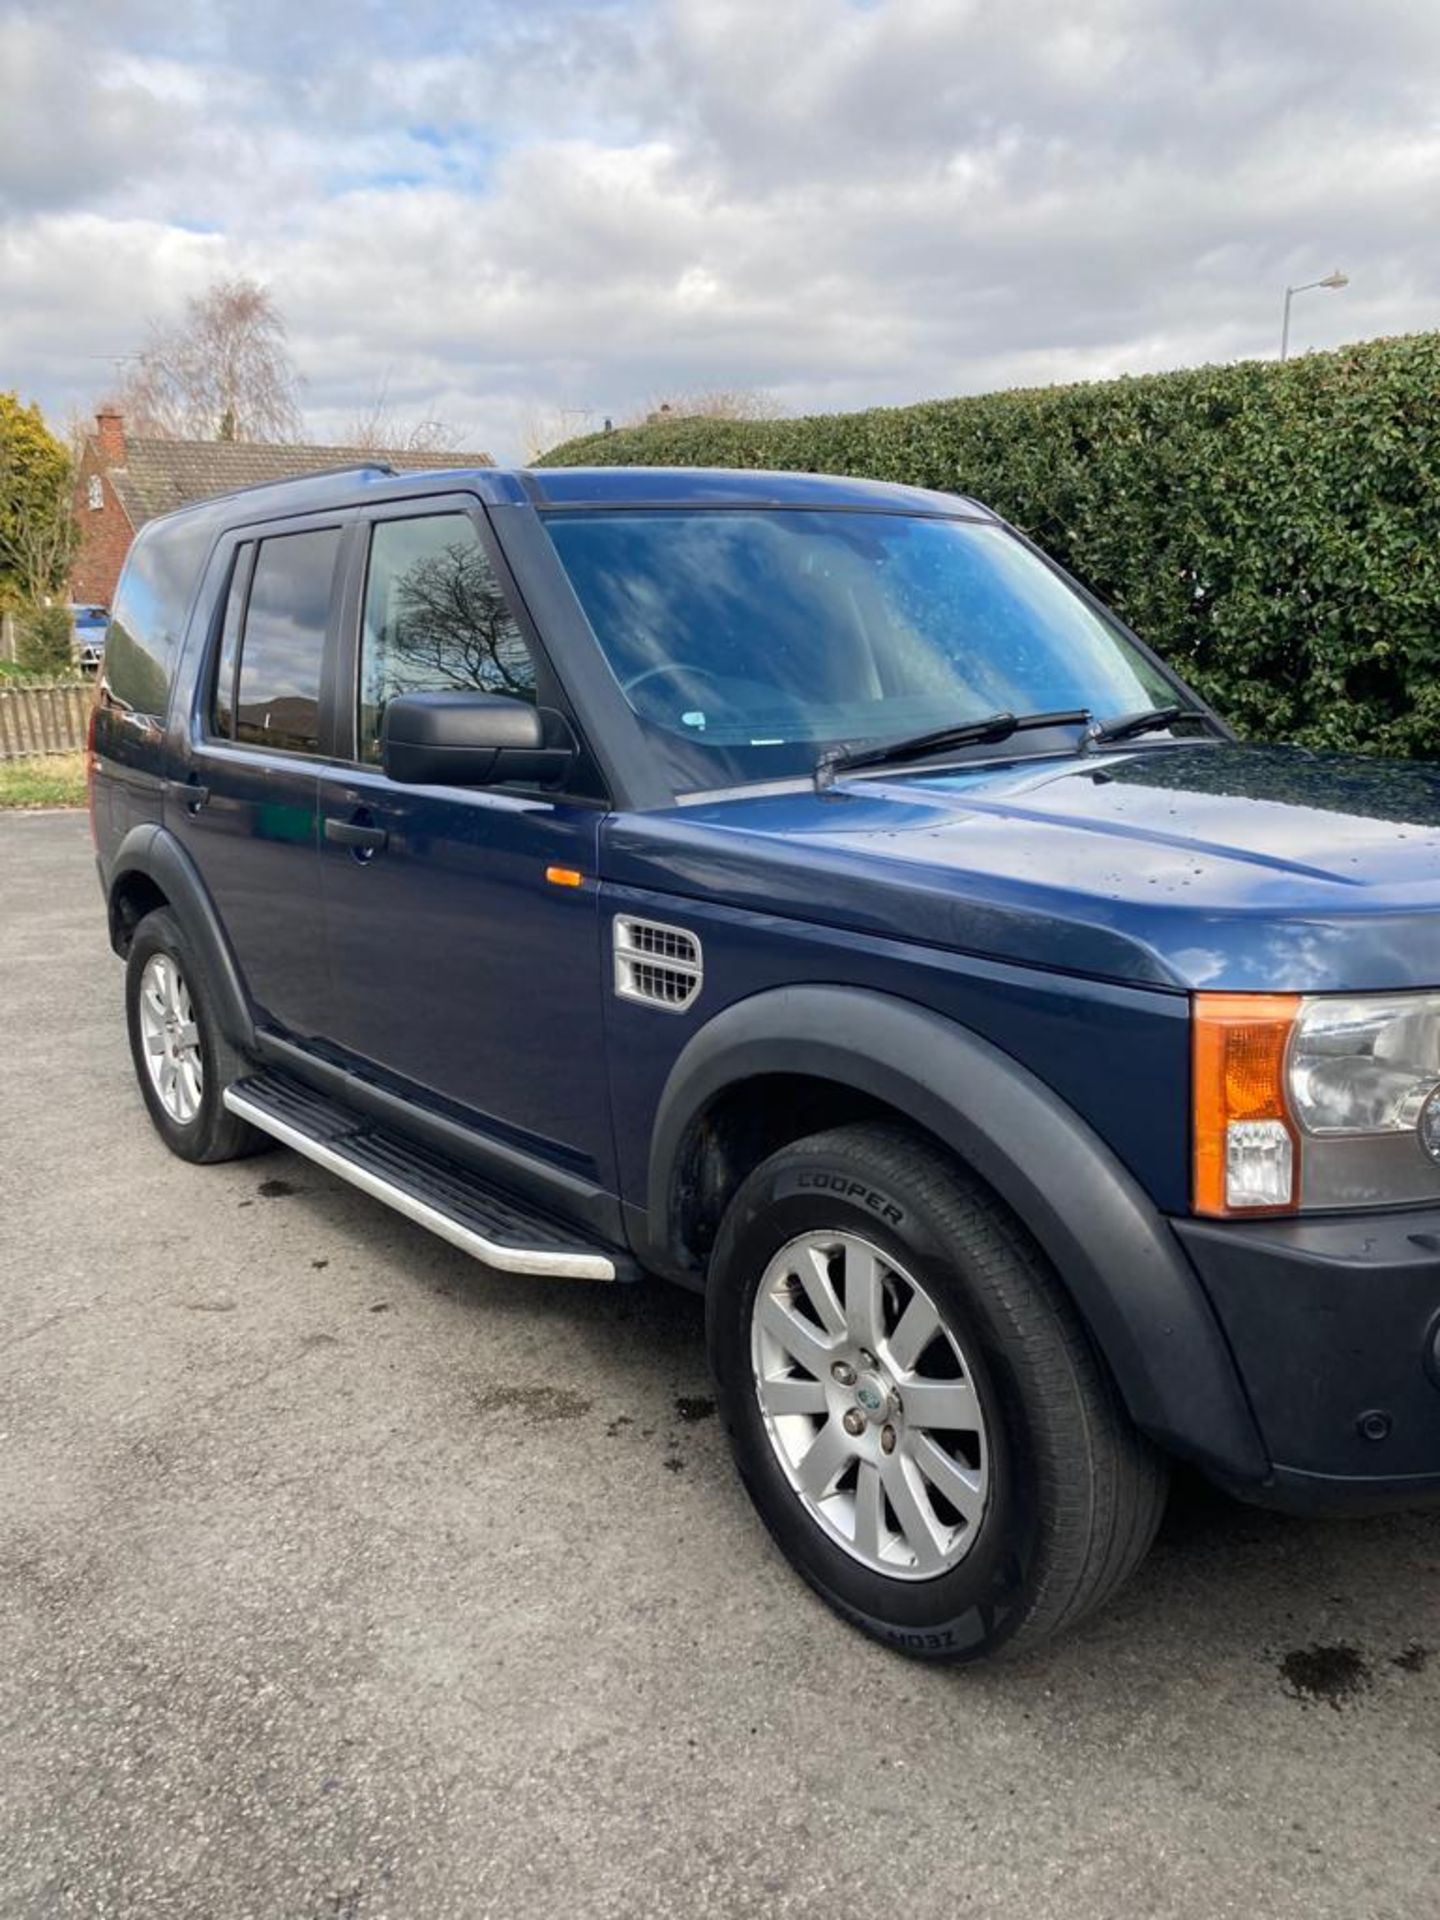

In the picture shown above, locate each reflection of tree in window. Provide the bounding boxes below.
[361,519,535,759]
[387,542,533,699]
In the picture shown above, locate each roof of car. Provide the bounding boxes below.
[517,467,993,517]
[136,463,995,533]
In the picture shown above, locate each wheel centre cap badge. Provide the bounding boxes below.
[856,1379,885,1415]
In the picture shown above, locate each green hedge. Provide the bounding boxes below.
[541,334,1440,757]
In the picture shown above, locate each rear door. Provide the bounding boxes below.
[167,515,348,1038]
[312,496,615,1190]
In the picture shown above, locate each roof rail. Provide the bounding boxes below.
[217,460,398,501]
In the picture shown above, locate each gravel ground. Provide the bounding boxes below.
[2,810,1437,1920]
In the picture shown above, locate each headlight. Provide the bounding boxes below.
[1288,995,1440,1134]
[1193,991,1440,1216]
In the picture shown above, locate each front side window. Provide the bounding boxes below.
[233,528,342,754]
[358,513,536,763]
[544,508,1188,792]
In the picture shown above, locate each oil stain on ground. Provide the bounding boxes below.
[674,1394,716,1423]
[475,1385,593,1424]
[258,1177,298,1198]
[1279,1642,1372,1708]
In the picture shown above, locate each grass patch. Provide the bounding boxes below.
[0,753,87,809]
[0,660,85,685]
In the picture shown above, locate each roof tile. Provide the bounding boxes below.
[104,437,495,526]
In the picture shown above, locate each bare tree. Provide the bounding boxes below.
[518,403,600,464]
[518,391,778,461]
[117,277,304,443]
[341,378,478,457]
[630,388,781,426]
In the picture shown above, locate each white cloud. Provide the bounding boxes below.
[1,0,1437,460]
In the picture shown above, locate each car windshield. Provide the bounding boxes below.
[543,507,1190,793]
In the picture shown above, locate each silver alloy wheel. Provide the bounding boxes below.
[138,951,204,1126]
[750,1231,990,1580]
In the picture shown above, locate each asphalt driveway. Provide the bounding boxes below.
[2,810,1437,1919]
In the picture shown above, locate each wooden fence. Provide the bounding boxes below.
[0,682,93,759]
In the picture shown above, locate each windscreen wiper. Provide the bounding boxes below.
[814,708,1092,792]
[1081,703,1213,751]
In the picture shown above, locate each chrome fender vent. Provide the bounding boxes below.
[613,916,703,1012]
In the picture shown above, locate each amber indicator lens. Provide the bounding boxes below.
[1193,994,1300,1215]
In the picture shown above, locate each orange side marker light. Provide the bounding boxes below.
[545,865,585,888]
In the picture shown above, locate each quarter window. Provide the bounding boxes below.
[232,528,342,755]
[358,514,536,764]
[104,507,221,721]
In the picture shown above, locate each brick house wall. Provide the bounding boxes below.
[70,411,136,608]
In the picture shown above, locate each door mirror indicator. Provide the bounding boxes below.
[381,692,574,789]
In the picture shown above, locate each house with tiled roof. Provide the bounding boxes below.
[70,411,494,607]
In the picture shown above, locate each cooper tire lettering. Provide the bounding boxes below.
[784,1167,905,1226]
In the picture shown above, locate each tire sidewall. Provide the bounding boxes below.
[125,909,231,1163]
[708,1139,1053,1662]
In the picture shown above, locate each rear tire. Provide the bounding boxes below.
[707,1122,1168,1662]
[125,907,267,1165]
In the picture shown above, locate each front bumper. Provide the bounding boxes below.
[1174,1207,1440,1512]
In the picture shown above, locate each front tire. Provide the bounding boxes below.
[707,1122,1168,1662]
[125,907,266,1165]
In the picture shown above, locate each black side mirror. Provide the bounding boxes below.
[381,692,574,788]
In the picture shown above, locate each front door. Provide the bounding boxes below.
[314,501,614,1191]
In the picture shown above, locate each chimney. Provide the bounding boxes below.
[95,409,126,463]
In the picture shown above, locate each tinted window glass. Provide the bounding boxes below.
[210,544,251,739]
[358,514,535,763]
[234,529,341,754]
[545,509,1184,792]
[104,505,222,720]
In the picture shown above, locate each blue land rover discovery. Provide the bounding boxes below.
[91,463,1440,1662]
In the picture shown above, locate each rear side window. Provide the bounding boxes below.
[230,528,342,754]
[210,544,252,740]
[104,508,219,720]
[357,513,536,763]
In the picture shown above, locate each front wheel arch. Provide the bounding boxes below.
[706,1120,1169,1659]
[646,985,1266,1484]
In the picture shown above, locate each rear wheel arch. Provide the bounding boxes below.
[124,904,266,1164]
[647,984,1267,1483]
[109,868,169,955]
[107,825,255,1051]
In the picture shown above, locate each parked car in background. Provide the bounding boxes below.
[68,604,108,673]
[89,462,1440,1664]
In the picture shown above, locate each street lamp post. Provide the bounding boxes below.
[1280,270,1349,360]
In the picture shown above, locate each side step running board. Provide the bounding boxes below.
[224,1072,622,1281]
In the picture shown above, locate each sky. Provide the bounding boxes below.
[2,0,1438,463]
